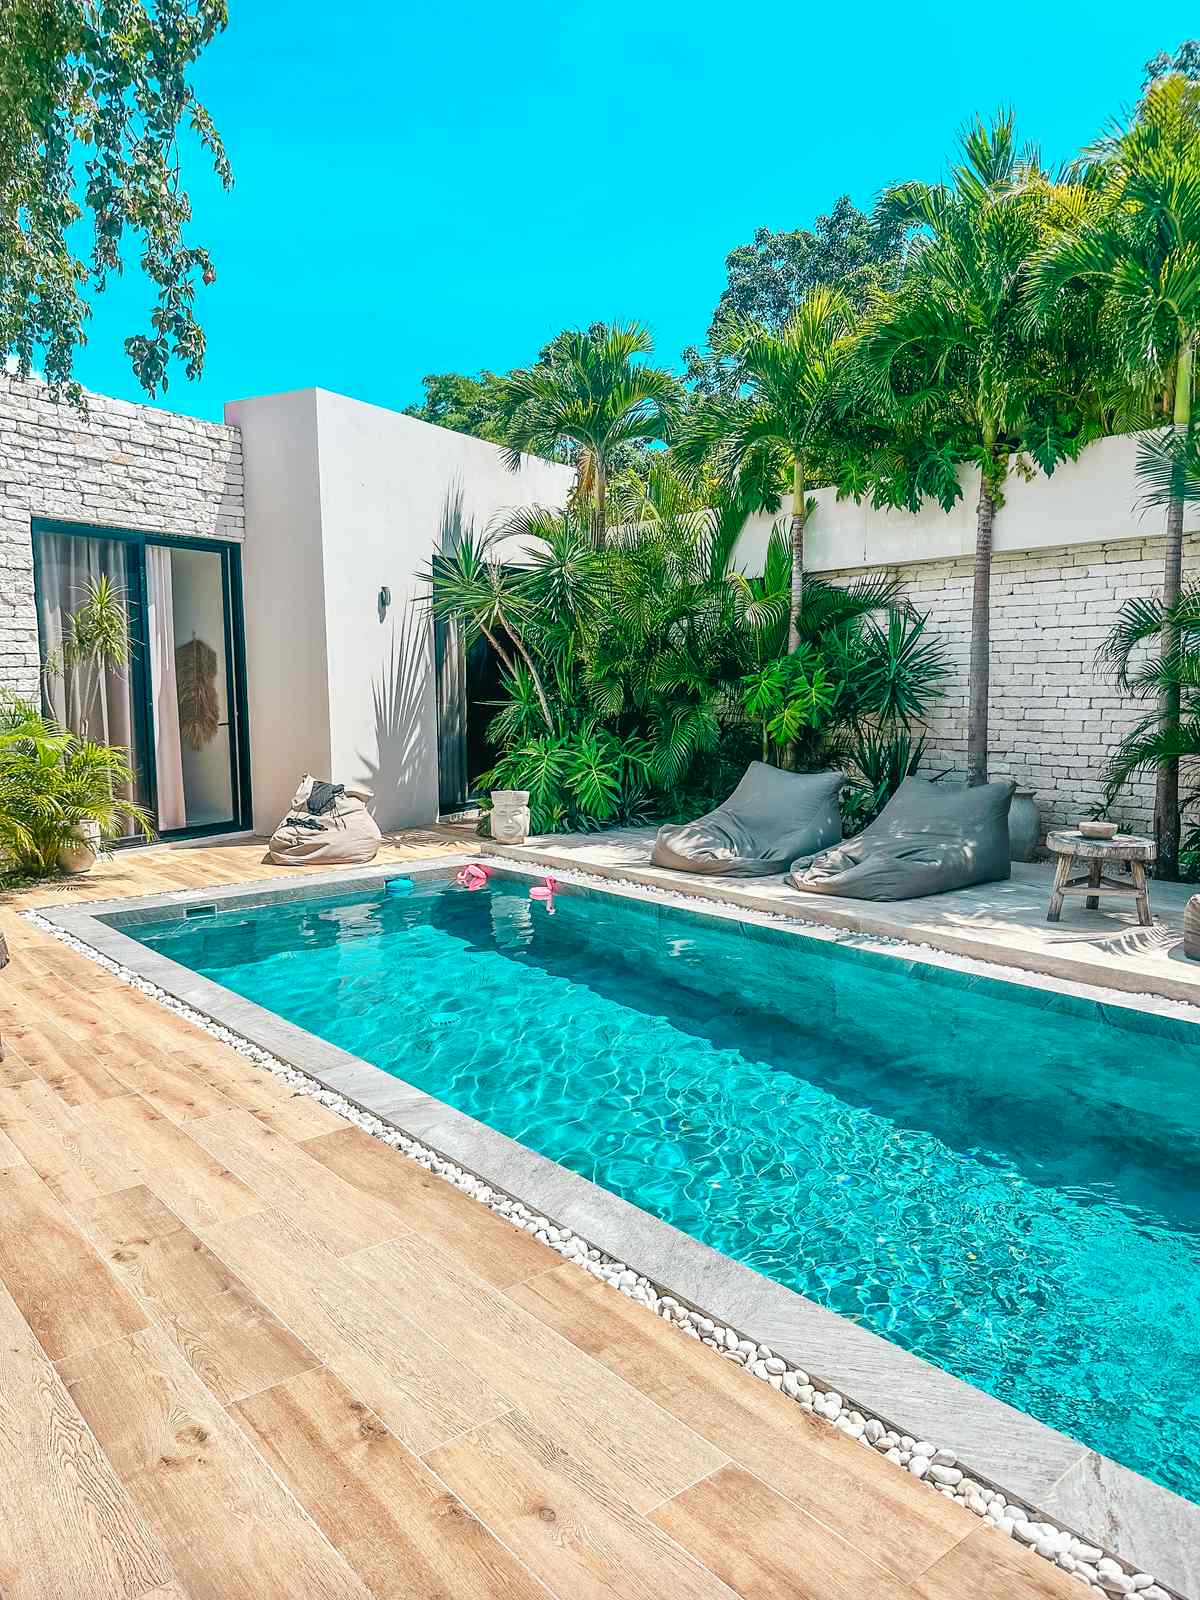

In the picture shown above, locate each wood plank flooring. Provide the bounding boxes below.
[0,838,1080,1599]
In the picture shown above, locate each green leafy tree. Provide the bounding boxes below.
[0,0,231,402]
[675,287,857,661]
[494,322,683,540]
[1034,74,1200,874]
[403,371,505,441]
[855,114,1104,787]
[1143,39,1200,88]
[683,196,907,398]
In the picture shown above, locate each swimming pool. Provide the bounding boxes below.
[126,872,1200,1505]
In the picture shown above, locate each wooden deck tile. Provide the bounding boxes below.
[649,1463,907,1599]
[188,1109,407,1256]
[56,1324,373,1600]
[82,1095,265,1233]
[350,1232,728,1514]
[0,1282,172,1600]
[427,1409,739,1600]
[910,1524,1082,1599]
[0,1004,130,1103]
[233,1366,547,1600]
[301,1124,557,1286]
[0,1079,143,1207]
[103,1041,243,1124]
[0,1163,148,1360]
[202,1208,508,1455]
[510,1264,974,1580]
[75,1185,321,1405]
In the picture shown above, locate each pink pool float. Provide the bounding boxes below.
[529,875,558,914]
[455,863,491,891]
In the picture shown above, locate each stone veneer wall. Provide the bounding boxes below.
[0,374,243,698]
[827,536,1195,834]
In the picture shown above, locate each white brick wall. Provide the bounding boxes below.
[828,537,1192,833]
[0,375,243,697]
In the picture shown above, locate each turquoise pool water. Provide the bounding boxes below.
[127,874,1200,1504]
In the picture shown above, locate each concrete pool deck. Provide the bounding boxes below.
[477,825,1200,1011]
[26,845,1199,1597]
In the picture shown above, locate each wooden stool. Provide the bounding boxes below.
[1045,831,1155,926]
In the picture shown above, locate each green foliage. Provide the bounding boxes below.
[41,571,131,738]
[855,114,1106,509]
[494,322,683,536]
[426,479,948,837]
[675,287,858,504]
[683,196,909,399]
[403,371,506,441]
[1034,75,1200,415]
[1096,583,1200,862]
[840,726,933,834]
[0,696,152,878]
[0,0,231,401]
[1143,39,1200,90]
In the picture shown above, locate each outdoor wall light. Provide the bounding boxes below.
[378,585,391,622]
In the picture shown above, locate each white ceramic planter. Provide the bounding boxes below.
[57,820,101,875]
[490,789,531,845]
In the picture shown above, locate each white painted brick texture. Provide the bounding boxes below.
[828,538,1195,833]
[0,375,243,697]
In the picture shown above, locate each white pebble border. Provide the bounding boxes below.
[23,901,1178,1600]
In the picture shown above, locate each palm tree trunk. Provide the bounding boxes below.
[594,452,607,545]
[786,453,805,655]
[966,472,997,787]
[1154,338,1193,879]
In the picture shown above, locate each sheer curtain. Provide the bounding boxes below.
[144,545,186,831]
[35,532,138,802]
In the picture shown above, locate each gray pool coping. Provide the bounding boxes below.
[38,853,1199,1598]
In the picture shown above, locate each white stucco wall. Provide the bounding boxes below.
[227,387,573,834]
[730,431,1200,575]
[223,389,330,834]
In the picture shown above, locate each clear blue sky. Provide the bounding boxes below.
[73,0,1198,422]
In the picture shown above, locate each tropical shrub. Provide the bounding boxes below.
[425,478,948,836]
[0,698,153,879]
[1098,582,1200,875]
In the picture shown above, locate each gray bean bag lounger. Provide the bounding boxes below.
[788,775,1016,900]
[652,762,845,877]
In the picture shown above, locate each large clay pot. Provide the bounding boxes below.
[1008,787,1040,863]
[490,789,531,844]
[57,819,101,875]
[1184,894,1200,961]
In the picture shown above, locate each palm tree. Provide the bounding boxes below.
[1034,74,1200,875]
[1098,580,1200,864]
[494,323,682,541]
[856,114,1101,787]
[674,286,856,655]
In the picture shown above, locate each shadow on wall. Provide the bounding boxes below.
[357,602,432,831]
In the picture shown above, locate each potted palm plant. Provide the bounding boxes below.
[0,700,153,877]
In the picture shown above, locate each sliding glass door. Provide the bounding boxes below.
[33,522,250,840]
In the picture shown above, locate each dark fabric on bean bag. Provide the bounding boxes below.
[651,762,845,877]
[788,776,1015,900]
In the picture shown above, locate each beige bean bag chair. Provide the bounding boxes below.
[266,775,382,866]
